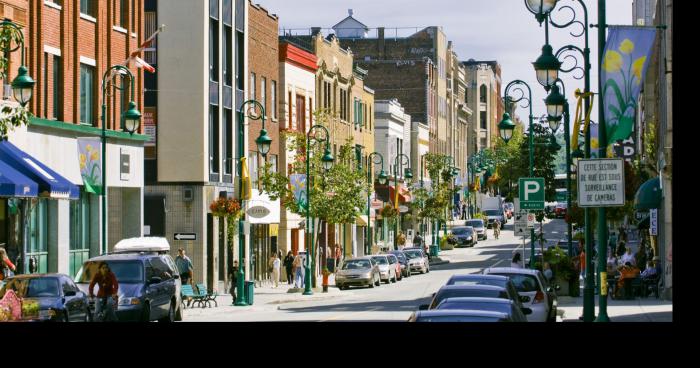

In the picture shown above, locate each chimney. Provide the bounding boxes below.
[378,27,385,60]
[311,27,321,36]
[348,9,353,17]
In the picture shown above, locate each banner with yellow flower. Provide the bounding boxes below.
[77,137,103,194]
[601,27,657,147]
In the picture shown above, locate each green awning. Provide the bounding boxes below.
[634,177,662,210]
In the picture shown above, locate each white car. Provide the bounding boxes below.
[482,267,557,322]
[371,255,397,284]
[403,248,430,274]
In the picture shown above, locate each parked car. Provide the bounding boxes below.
[388,250,411,278]
[465,219,486,240]
[408,309,512,322]
[335,257,381,290]
[444,274,525,308]
[385,254,402,282]
[402,248,430,274]
[75,237,183,322]
[0,274,90,322]
[435,297,530,322]
[483,267,558,322]
[554,203,567,218]
[505,202,515,218]
[371,255,397,284]
[484,209,507,228]
[451,226,476,247]
[421,284,512,310]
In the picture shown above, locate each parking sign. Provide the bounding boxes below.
[519,178,545,210]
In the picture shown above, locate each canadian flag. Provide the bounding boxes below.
[107,24,164,80]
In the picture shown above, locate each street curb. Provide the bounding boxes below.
[429,260,450,266]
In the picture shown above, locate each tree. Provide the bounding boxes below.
[0,26,31,139]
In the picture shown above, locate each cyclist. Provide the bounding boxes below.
[493,219,501,239]
[89,261,119,322]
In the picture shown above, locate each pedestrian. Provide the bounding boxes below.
[616,237,627,258]
[284,251,294,285]
[293,253,304,288]
[175,248,194,286]
[229,260,239,303]
[88,261,119,322]
[543,262,553,282]
[0,247,17,281]
[335,246,342,272]
[493,219,500,239]
[511,253,523,268]
[271,253,281,288]
[621,246,635,266]
[579,242,586,280]
[462,202,468,220]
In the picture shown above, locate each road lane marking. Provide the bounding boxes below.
[318,306,382,322]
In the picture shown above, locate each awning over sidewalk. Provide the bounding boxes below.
[0,159,38,197]
[634,177,661,210]
[0,140,79,199]
[388,185,412,204]
[356,215,368,227]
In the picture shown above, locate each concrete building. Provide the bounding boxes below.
[447,43,472,202]
[147,0,247,292]
[633,0,657,26]
[1,0,145,277]
[463,59,503,154]
[277,40,316,261]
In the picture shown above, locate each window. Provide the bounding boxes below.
[236,31,244,90]
[340,89,348,122]
[224,26,232,86]
[80,64,94,125]
[144,12,157,64]
[480,84,487,103]
[52,55,62,120]
[209,19,219,82]
[80,0,95,17]
[131,0,136,32]
[210,106,220,174]
[250,73,256,99]
[271,81,277,119]
[480,111,487,130]
[249,151,259,188]
[224,109,233,175]
[269,154,278,174]
[70,192,93,278]
[261,77,267,113]
[322,81,331,110]
[120,0,129,28]
[47,0,62,6]
[27,199,49,274]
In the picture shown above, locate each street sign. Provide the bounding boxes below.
[527,213,535,229]
[514,211,529,237]
[650,209,658,236]
[399,205,409,213]
[174,233,196,241]
[519,178,545,210]
[577,158,625,207]
[514,198,520,213]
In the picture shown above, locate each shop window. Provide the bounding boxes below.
[27,199,49,274]
[70,192,93,278]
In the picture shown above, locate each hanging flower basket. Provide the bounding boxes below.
[210,197,242,220]
[468,183,477,192]
[380,205,398,219]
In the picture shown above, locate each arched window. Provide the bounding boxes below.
[480,84,487,103]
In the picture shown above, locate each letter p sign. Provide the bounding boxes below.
[524,181,540,200]
[519,177,545,210]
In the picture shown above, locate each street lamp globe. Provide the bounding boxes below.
[544,84,566,119]
[378,170,388,185]
[533,44,561,90]
[322,148,334,171]
[255,128,273,157]
[498,113,516,143]
[122,101,142,134]
[525,0,559,23]
[404,168,413,179]
[549,135,562,151]
[547,114,562,133]
[11,66,35,107]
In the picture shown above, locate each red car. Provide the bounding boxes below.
[554,203,567,218]
[386,254,402,281]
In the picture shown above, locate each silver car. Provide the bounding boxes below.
[335,257,381,290]
[403,248,430,274]
[372,255,397,284]
[465,219,486,240]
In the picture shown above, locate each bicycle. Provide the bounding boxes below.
[90,296,118,322]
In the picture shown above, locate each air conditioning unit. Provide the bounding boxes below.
[183,187,194,202]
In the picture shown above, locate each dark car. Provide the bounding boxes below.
[484,209,507,228]
[0,274,90,322]
[421,284,512,310]
[444,274,527,307]
[465,219,486,240]
[451,226,476,247]
[435,297,530,322]
[75,252,182,322]
[408,309,512,322]
[388,250,411,278]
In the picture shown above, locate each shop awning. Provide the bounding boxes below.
[388,185,412,204]
[356,215,369,227]
[0,159,38,197]
[634,177,661,210]
[0,141,79,199]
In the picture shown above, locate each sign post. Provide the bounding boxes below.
[518,178,545,210]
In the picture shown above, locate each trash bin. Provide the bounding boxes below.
[245,281,255,305]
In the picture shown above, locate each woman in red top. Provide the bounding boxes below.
[89,262,119,321]
[0,247,16,280]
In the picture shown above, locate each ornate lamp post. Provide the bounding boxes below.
[0,20,35,107]
[392,153,412,250]
[366,152,387,255]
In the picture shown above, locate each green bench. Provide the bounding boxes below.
[181,284,208,309]
[196,283,218,307]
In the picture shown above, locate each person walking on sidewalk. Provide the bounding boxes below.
[284,251,294,285]
[228,260,239,303]
[293,253,304,288]
[175,248,194,286]
[335,246,342,272]
[493,219,501,239]
[271,253,281,288]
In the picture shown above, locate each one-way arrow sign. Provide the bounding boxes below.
[174,233,197,241]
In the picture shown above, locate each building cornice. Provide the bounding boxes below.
[29,117,149,142]
[280,42,318,73]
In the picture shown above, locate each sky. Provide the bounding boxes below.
[259,0,634,134]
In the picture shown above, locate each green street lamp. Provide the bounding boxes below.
[1,21,35,107]
[547,115,562,133]
[533,44,562,90]
[303,125,333,296]
[498,113,517,144]
[544,83,566,119]
[549,135,562,151]
[366,152,386,255]
[524,0,559,24]
[392,153,411,250]
[255,129,273,157]
[122,101,142,134]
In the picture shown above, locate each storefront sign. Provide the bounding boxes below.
[143,107,156,147]
[77,137,103,194]
[650,208,658,236]
[398,205,409,213]
[247,206,271,219]
[577,158,625,207]
[247,192,280,224]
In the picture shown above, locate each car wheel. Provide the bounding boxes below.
[85,308,92,322]
[159,300,176,322]
[141,302,151,322]
[62,311,70,322]
[175,303,183,321]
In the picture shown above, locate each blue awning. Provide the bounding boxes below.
[0,159,38,197]
[0,140,79,199]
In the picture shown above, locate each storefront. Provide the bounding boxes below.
[247,191,280,283]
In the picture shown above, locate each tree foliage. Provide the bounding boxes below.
[0,25,31,139]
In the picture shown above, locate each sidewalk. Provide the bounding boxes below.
[556,295,672,322]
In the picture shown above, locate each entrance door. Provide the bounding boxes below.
[296,94,306,133]
[206,214,214,291]
[291,229,299,255]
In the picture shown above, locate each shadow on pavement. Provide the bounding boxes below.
[563,310,672,322]
[280,296,431,314]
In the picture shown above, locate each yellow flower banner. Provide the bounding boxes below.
[77,137,103,194]
[601,27,657,149]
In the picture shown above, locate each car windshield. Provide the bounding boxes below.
[342,260,371,270]
[432,289,508,308]
[493,274,540,292]
[404,251,422,259]
[452,227,473,235]
[372,257,389,265]
[448,279,505,288]
[0,277,61,298]
[437,301,510,314]
[484,210,502,216]
[386,256,396,264]
[416,315,505,322]
[465,220,483,228]
[75,261,144,284]
[390,252,406,261]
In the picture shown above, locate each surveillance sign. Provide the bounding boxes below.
[577,158,625,207]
